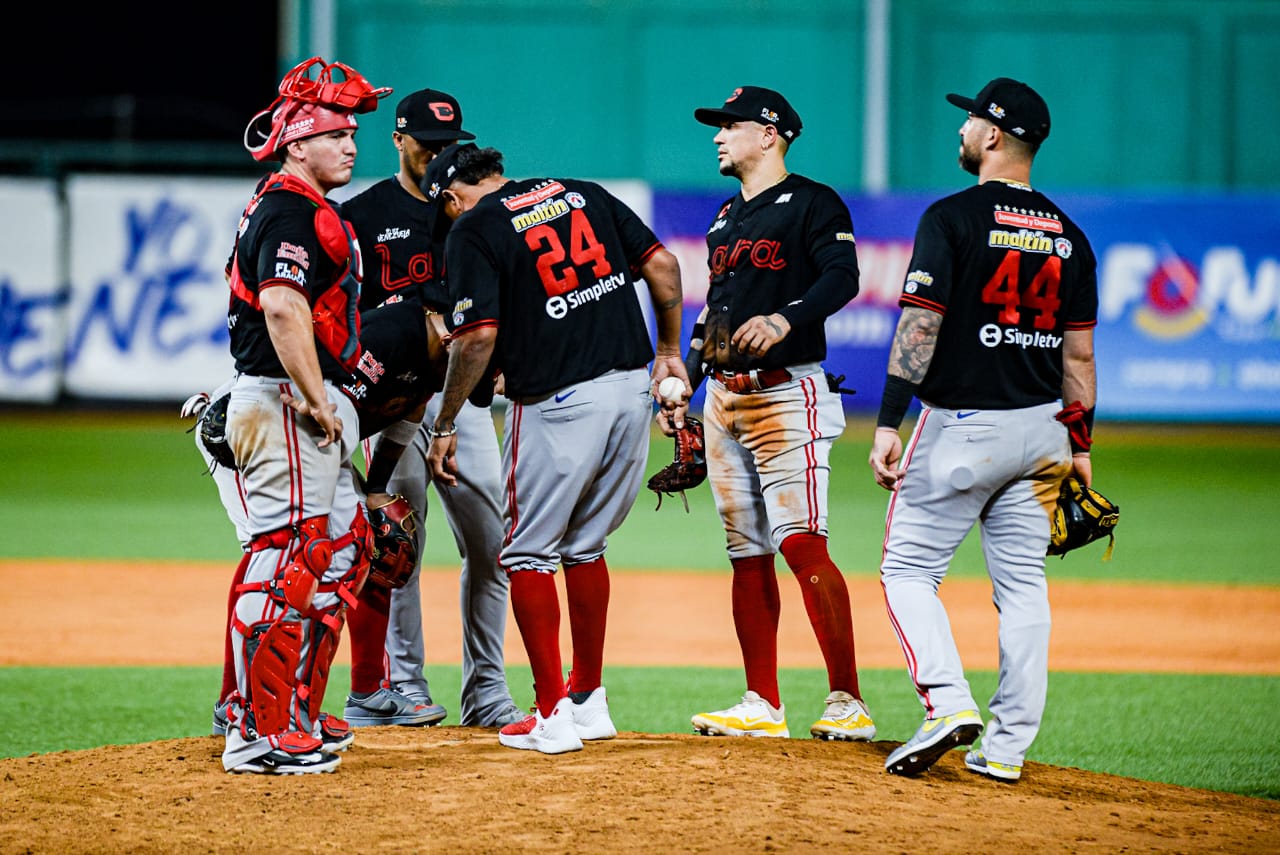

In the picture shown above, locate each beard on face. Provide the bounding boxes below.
[958,141,982,176]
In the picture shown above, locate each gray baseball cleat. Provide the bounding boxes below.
[885,710,984,776]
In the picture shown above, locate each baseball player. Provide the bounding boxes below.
[869,78,1099,782]
[197,297,454,739]
[219,56,390,775]
[684,86,876,742]
[339,87,522,728]
[422,143,688,754]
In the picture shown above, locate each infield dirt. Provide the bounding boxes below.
[2,560,1277,853]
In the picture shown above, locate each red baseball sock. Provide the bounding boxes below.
[346,584,391,695]
[510,570,565,717]
[780,533,860,697]
[564,556,610,694]
[220,553,251,701]
[731,554,781,709]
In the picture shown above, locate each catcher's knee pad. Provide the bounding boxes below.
[294,607,345,732]
[278,515,333,612]
[242,617,304,737]
[346,504,372,596]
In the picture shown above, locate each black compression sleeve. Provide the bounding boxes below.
[877,375,919,429]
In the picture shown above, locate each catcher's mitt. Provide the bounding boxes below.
[1048,475,1119,560]
[181,391,237,472]
[647,417,706,512]
[367,494,418,589]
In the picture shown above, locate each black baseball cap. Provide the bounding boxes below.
[694,86,803,143]
[946,77,1051,145]
[395,88,475,142]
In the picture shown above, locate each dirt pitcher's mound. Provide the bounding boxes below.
[2,728,1276,854]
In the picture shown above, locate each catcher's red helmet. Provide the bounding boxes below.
[244,56,391,162]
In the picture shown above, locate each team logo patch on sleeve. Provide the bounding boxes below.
[835,231,855,243]
[274,262,306,286]
[276,242,310,269]
[904,270,933,294]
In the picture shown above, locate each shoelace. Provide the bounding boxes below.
[825,699,859,719]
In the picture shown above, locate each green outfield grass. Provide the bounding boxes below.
[1,410,1278,799]
[3,410,1279,585]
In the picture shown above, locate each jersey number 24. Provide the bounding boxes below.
[524,209,613,297]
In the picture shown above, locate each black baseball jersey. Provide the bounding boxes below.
[228,188,351,383]
[340,299,439,439]
[444,178,663,398]
[702,173,860,371]
[338,177,449,312]
[900,180,1098,409]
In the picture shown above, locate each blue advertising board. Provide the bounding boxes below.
[652,190,1280,423]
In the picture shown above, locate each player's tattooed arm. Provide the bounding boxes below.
[435,327,497,429]
[887,307,940,383]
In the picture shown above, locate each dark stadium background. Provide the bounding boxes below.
[10,7,279,171]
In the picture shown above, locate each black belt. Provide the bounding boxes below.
[710,368,792,394]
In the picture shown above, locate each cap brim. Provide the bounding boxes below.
[408,128,476,142]
[946,93,978,113]
[694,107,749,127]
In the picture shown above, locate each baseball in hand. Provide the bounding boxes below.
[657,377,686,403]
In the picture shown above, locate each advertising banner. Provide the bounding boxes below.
[652,190,1280,422]
[0,179,63,403]
[1,174,1275,423]
[64,175,243,399]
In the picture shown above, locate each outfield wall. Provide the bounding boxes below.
[1,175,1277,421]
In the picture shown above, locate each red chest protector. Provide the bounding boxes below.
[228,174,363,371]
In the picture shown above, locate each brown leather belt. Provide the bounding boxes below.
[710,368,792,394]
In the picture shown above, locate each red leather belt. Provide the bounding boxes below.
[710,368,792,394]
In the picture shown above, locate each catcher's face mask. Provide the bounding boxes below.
[244,56,391,162]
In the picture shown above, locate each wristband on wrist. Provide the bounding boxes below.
[876,375,919,429]
[427,423,457,439]
[1055,401,1095,454]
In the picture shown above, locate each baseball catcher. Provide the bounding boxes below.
[1048,475,1119,560]
[647,417,706,512]
[366,494,419,589]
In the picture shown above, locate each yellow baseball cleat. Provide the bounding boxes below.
[692,690,790,738]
